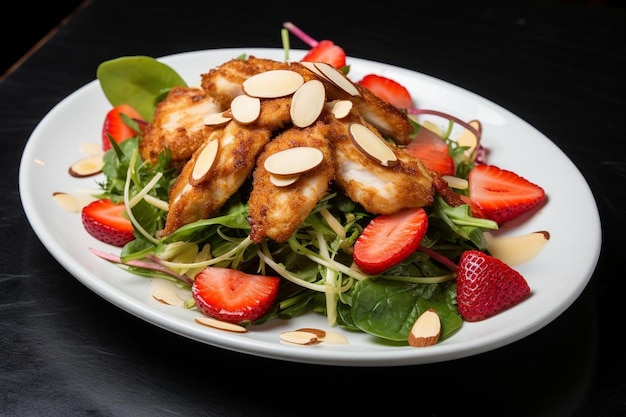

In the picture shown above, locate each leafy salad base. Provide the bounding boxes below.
[19,48,601,366]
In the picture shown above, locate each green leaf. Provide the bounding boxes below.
[97,56,187,122]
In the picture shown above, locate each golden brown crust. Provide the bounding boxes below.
[139,86,222,168]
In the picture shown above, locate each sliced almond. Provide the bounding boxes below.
[263,146,324,176]
[152,288,184,306]
[349,123,398,167]
[203,111,232,126]
[52,192,81,213]
[408,308,441,347]
[300,61,325,78]
[68,155,104,177]
[195,316,248,333]
[457,119,482,159]
[280,330,320,345]
[269,173,299,187]
[295,327,326,338]
[290,79,326,127]
[442,175,468,190]
[242,70,304,98]
[190,139,219,185]
[230,94,261,124]
[330,100,353,119]
[484,231,550,267]
[313,62,361,96]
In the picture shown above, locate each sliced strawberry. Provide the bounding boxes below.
[456,250,531,321]
[467,164,546,225]
[102,104,144,151]
[357,74,413,109]
[81,199,134,247]
[403,127,455,176]
[353,207,428,275]
[192,267,281,324]
[301,40,347,69]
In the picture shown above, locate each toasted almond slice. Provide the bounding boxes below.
[269,173,299,187]
[230,94,261,124]
[408,308,441,347]
[484,231,550,267]
[280,330,320,345]
[152,288,184,306]
[190,139,219,185]
[68,155,104,177]
[313,62,360,96]
[290,79,326,127]
[442,175,468,190]
[457,119,481,158]
[300,61,325,78]
[349,123,398,167]
[203,111,232,126]
[263,146,324,176]
[295,327,326,338]
[195,316,248,333]
[52,192,81,213]
[242,69,304,98]
[330,100,353,119]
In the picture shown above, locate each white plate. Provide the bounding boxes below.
[19,48,601,366]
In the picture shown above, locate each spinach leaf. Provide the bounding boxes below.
[97,56,187,122]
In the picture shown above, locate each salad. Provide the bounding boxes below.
[71,24,548,347]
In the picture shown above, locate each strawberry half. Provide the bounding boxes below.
[102,104,144,151]
[456,250,531,321]
[467,164,546,225]
[357,74,413,109]
[192,267,281,324]
[353,207,428,275]
[301,40,346,69]
[403,127,455,176]
[81,199,135,247]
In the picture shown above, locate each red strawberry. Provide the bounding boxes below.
[283,22,347,69]
[353,207,428,275]
[301,40,347,69]
[456,250,531,321]
[403,127,455,176]
[102,104,144,151]
[357,74,413,109]
[467,164,546,225]
[192,267,281,324]
[81,199,134,247]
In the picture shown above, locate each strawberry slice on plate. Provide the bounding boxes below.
[192,267,281,324]
[456,250,531,321]
[467,164,546,225]
[81,198,134,247]
[102,104,144,151]
[357,74,413,109]
[353,207,428,275]
[403,127,455,176]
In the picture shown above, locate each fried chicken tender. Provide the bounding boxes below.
[140,86,222,168]
[200,56,413,144]
[322,111,434,214]
[162,97,292,235]
[247,120,335,243]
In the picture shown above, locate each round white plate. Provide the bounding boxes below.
[19,48,601,366]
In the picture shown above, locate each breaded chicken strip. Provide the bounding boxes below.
[322,111,434,214]
[200,56,413,144]
[162,97,292,235]
[247,120,335,243]
[140,86,222,168]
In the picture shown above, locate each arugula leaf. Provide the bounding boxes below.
[97,56,187,122]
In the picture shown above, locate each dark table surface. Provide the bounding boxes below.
[2,0,625,415]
